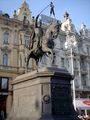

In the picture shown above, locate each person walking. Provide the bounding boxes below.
[0,110,5,120]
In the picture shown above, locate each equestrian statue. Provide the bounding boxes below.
[26,2,61,70]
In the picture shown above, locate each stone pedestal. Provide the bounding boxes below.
[9,67,80,120]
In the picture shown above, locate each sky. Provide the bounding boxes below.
[0,0,90,31]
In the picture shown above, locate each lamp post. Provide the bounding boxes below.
[65,32,77,110]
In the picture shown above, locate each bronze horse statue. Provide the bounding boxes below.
[26,15,60,70]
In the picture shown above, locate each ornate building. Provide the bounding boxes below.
[0,0,90,118]
[0,1,33,118]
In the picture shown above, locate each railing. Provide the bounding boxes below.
[0,92,8,95]
[0,65,31,74]
[75,85,89,91]
[79,48,87,56]
[80,66,88,73]
[0,65,19,71]
[82,86,90,91]
[74,66,78,71]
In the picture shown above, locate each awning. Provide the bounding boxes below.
[75,98,90,110]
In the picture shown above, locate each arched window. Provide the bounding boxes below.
[3,54,8,66]
[24,35,30,48]
[3,32,9,44]
[20,55,22,67]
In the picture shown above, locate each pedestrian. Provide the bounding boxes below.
[0,110,5,120]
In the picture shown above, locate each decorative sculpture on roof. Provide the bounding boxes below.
[79,23,89,37]
[64,11,69,20]
[61,11,77,33]
[23,16,30,29]
[26,2,60,70]
[13,10,18,19]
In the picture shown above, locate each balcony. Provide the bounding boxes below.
[74,66,78,71]
[75,85,89,91]
[79,48,87,57]
[75,85,80,91]
[1,45,11,53]
[82,86,90,91]
[80,66,88,74]
[0,65,29,74]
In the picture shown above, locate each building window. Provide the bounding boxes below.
[3,54,8,66]
[81,74,87,86]
[74,58,77,68]
[52,53,56,65]
[2,78,8,89]
[66,58,69,68]
[20,55,22,67]
[61,58,64,67]
[24,35,30,48]
[0,77,8,92]
[87,46,89,55]
[14,30,17,44]
[80,58,86,68]
[60,40,64,50]
[3,32,9,44]
[20,34,22,44]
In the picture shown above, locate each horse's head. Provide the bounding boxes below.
[45,21,60,40]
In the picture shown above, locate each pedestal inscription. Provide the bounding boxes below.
[51,77,74,117]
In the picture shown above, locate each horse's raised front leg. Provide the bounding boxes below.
[26,49,33,69]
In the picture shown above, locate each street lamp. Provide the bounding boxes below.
[65,31,77,111]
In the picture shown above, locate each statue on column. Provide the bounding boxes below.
[50,2,55,17]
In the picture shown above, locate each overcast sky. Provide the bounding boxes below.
[0,0,90,31]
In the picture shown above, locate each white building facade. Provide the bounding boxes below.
[41,12,90,98]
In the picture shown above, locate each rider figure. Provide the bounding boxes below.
[29,14,43,51]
